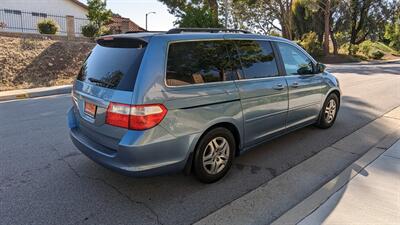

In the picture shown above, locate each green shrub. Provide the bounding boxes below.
[98,26,112,36]
[369,50,384,59]
[81,23,98,37]
[20,38,38,50]
[81,23,111,37]
[374,42,396,54]
[37,19,60,34]
[389,41,400,52]
[335,32,350,48]
[299,32,323,57]
[348,44,359,55]
[0,21,6,29]
[384,22,400,51]
[359,40,373,56]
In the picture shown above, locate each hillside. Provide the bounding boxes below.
[0,36,95,91]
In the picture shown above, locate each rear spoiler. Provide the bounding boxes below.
[96,36,148,48]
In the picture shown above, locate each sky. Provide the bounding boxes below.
[80,0,176,31]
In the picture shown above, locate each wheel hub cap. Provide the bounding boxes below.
[324,99,337,123]
[202,137,230,175]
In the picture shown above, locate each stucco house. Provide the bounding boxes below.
[0,0,89,35]
[0,0,145,35]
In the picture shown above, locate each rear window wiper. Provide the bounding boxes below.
[88,78,115,88]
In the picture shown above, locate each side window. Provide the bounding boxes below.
[32,12,47,18]
[235,40,279,79]
[277,42,314,75]
[166,41,237,86]
[5,9,22,15]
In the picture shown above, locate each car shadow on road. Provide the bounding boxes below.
[59,94,389,225]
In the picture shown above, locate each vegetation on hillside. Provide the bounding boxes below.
[0,37,94,91]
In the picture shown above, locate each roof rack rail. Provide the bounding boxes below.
[166,28,251,34]
[125,30,166,34]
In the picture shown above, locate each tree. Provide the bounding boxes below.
[229,0,294,39]
[175,5,222,27]
[273,0,295,39]
[86,0,112,36]
[159,0,220,27]
[230,0,281,34]
[292,0,324,40]
[384,6,400,51]
[300,0,339,55]
[346,0,386,54]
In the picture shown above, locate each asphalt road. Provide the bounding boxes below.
[1,62,399,225]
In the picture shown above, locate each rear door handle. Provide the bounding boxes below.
[273,84,285,90]
[292,82,299,88]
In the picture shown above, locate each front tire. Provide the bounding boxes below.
[315,93,339,129]
[193,127,235,183]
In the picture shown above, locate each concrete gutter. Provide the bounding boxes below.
[0,85,72,101]
[194,106,400,225]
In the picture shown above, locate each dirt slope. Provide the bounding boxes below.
[0,36,94,91]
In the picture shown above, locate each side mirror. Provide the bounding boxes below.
[316,63,326,73]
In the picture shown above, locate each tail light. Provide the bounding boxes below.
[106,103,167,130]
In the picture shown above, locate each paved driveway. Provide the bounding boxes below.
[1,62,399,225]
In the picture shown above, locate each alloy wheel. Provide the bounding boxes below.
[324,99,337,123]
[202,137,230,175]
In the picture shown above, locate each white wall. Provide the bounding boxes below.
[0,0,88,35]
[0,0,87,18]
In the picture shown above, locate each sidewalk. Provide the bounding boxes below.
[0,85,72,101]
[298,139,400,225]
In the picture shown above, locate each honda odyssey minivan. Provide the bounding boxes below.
[68,28,341,183]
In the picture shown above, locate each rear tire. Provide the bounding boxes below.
[315,93,339,129]
[193,127,235,183]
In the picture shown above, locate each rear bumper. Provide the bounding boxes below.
[68,108,196,177]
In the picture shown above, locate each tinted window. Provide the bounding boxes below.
[77,38,146,91]
[277,42,314,75]
[166,41,237,86]
[235,40,278,79]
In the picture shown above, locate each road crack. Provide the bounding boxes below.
[235,163,277,177]
[330,146,360,155]
[51,146,163,225]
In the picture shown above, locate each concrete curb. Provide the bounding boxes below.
[271,130,400,225]
[0,85,72,101]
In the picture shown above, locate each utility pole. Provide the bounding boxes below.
[145,12,156,31]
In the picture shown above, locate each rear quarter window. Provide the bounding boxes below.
[77,38,147,91]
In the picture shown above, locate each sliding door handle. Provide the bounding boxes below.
[273,84,285,90]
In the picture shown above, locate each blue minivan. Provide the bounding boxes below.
[68,28,341,183]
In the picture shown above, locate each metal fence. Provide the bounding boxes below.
[0,9,89,36]
[74,17,90,36]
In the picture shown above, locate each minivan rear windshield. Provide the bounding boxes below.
[77,38,147,91]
